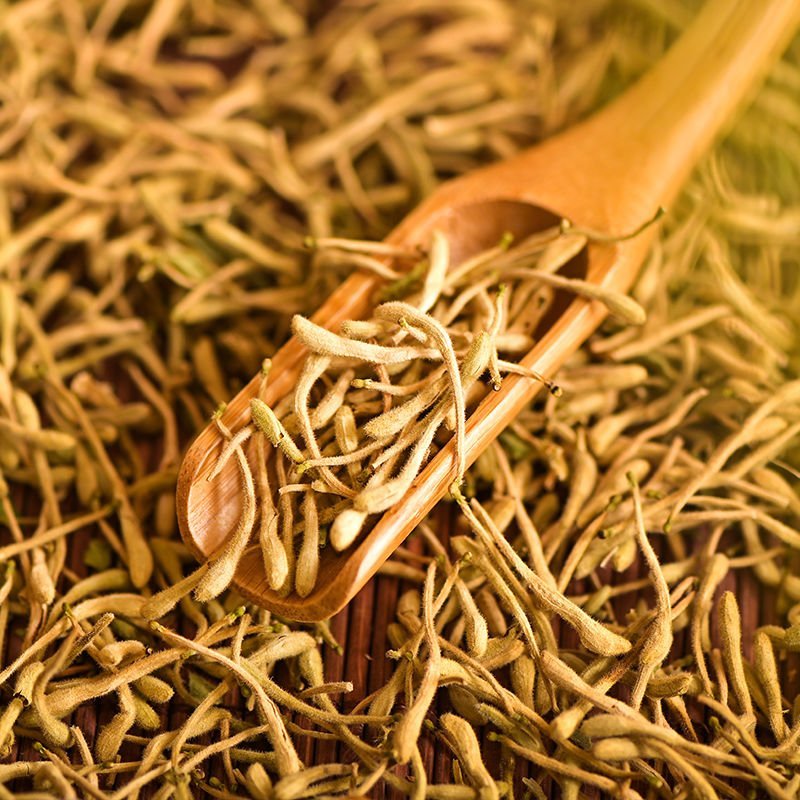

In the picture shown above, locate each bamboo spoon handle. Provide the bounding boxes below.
[579,0,800,225]
[610,0,800,187]
[390,0,800,239]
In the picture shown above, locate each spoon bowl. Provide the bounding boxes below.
[177,0,800,620]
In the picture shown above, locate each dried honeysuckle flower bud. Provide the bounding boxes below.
[170,682,232,769]
[0,366,13,417]
[558,428,597,535]
[508,653,536,711]
[460,331,492,384]
[32,693,72,749]
[295,490,320,598]
[493,331,535,353]
[564,207,665,242]
[275,455,296,598]
[475,587,508,637]
[368,667,405,721]
[339,319,392,340]
[0,282,18,373]
[14,662,46,709]
[0,662,45,756]
[293,355,356,498]
[98,640,147,667]
[592,737,649,761]
[0,417,78,453]
[330,508,368,551]
[456,492,631,656]
[396,588,422,635]
[142,563,210,620]
[718,591,754,721]
[375,301,466,477]
[505,266,647,325]
[392,563,440,764]
[254,431,289,591]
[446,684,482,725]
[362,375,447,440]
[74,442,100,507]
[272,764,354,800]
[305,236,417,259]
[355,407,444,514]
[244,763,273,800]
[250,632,317,666]
[260,507,289,591]
[250,398,306,465]
[29,548,55,606]
[487,284,509,390]
[133,676,174,705]
[478,703,542,753]
[417,230,449,313]
[439,712,498,799]
[628,472,672,710]
[333,405,359,467]
[753,630,787,742]
[691,553,730,693]
[454,578,488,657]
[132,694,161,730]
[292,314,438,364]
[310,368,354,429]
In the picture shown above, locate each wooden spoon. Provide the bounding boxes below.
[177,0,800,621]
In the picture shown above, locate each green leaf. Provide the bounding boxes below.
[499,430,533,462]
[83,538,112,571]
[187,670,217,702]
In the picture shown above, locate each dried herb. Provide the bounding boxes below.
[0,0,799,797]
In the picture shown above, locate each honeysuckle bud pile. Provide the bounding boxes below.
[198,224,651,601]
[0,0,799,798]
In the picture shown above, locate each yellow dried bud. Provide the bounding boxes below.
[330,508,368,551]
[250,398,305,464]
